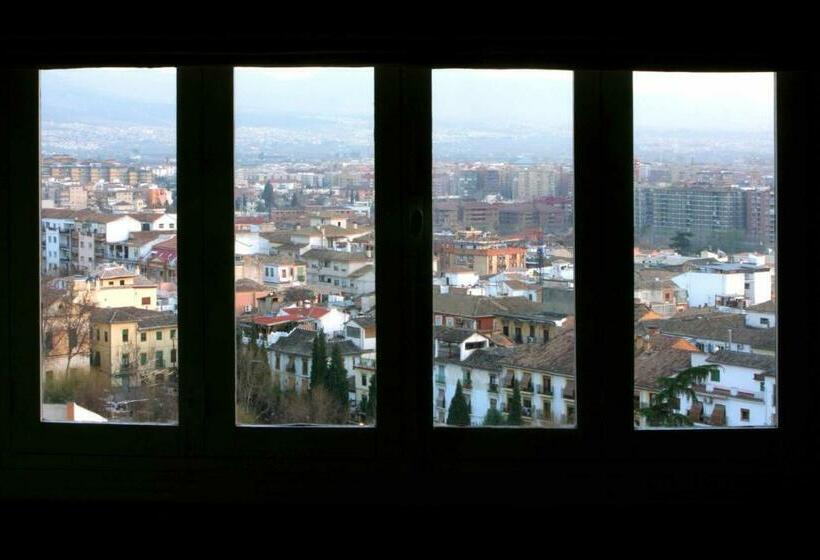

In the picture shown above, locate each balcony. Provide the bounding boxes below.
[462,380,472,390]
[358,358,377,369]
[488,383,499,393]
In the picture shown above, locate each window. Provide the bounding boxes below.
[170,329,176,339]
[234,67,375,426]
[3,34,812,507]
[433,74,574,427]
[633,71,776,429]
[36,67,178,425]
[140,353,147,366]
[741,408,750,422]
[171,349,177,364]
[140,332,147,342]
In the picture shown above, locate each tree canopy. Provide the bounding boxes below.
[506,378,523,425]
[446,380,471,426]
[640,364,717,427]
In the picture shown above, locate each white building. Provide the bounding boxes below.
[432,327,576,427]
[276,304,349,337]
[673,263,771,309]
[679,349,777,427]
[268,328,366,395]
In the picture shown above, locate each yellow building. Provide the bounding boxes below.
[72,265,158,310]
[90,307,178,388]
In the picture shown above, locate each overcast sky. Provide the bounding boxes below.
[40,67,774,134]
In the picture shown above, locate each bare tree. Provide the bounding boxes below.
[283,286,315,304]
[41,276,94,378]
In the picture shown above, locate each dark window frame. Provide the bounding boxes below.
[0,35,814,504]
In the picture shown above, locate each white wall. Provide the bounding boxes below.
[746,270,771,305]
[673,271,745,307]
[105,217,142,243]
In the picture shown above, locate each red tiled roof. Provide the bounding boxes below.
[280,306,331,320]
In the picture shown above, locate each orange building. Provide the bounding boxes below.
[436,245,526,275]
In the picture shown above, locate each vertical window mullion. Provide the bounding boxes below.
[184,67,235,453]
[374,65,432,464]
[176,67,216,454]
[7,69,41,440]
[573,71,634,455]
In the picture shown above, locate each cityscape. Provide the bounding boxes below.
[38,68,776,429]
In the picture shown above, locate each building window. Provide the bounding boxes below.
[140,352,147,366]
[156,331,163,341]
[142,297,151,305]
[741,408,750,422]
[122,329,128,342]
[711,370,720,383]
[141,332,147,342]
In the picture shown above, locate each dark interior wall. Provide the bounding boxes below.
[1,28,818,510]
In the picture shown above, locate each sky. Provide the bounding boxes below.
[633,72,774,134]
[39,67,774,134]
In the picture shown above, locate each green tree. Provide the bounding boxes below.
[310,330,328,390]
[483,406,504,426]
[366,373,376,423]
[446,380,471,426]
[506,378,523,425]
[670,231,694,255]
[262,181,275,212]
[640,365,717,427]
[327,343,349,411]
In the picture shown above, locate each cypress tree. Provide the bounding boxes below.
[483,406,504,426]
[310,330,327,390]
[262,181,275,212]
[507,378,523,425]
[446,380,471,426]
[328,343,349,410]
[366,373,376,423]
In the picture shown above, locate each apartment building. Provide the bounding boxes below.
[433,292,569,343]
[268,328,365,393]
[672,263,772,308]
[90,307,178,388]
[634,184,747,247]
[432,327,576,426]
[436,245,526,275]
[302,248,375,296]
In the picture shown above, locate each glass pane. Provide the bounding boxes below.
[633,72,776,429]
[234,67,375,426]
[432,69,575,428]
[40,68,178,423]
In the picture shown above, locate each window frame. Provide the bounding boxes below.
[0,37,814,503]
